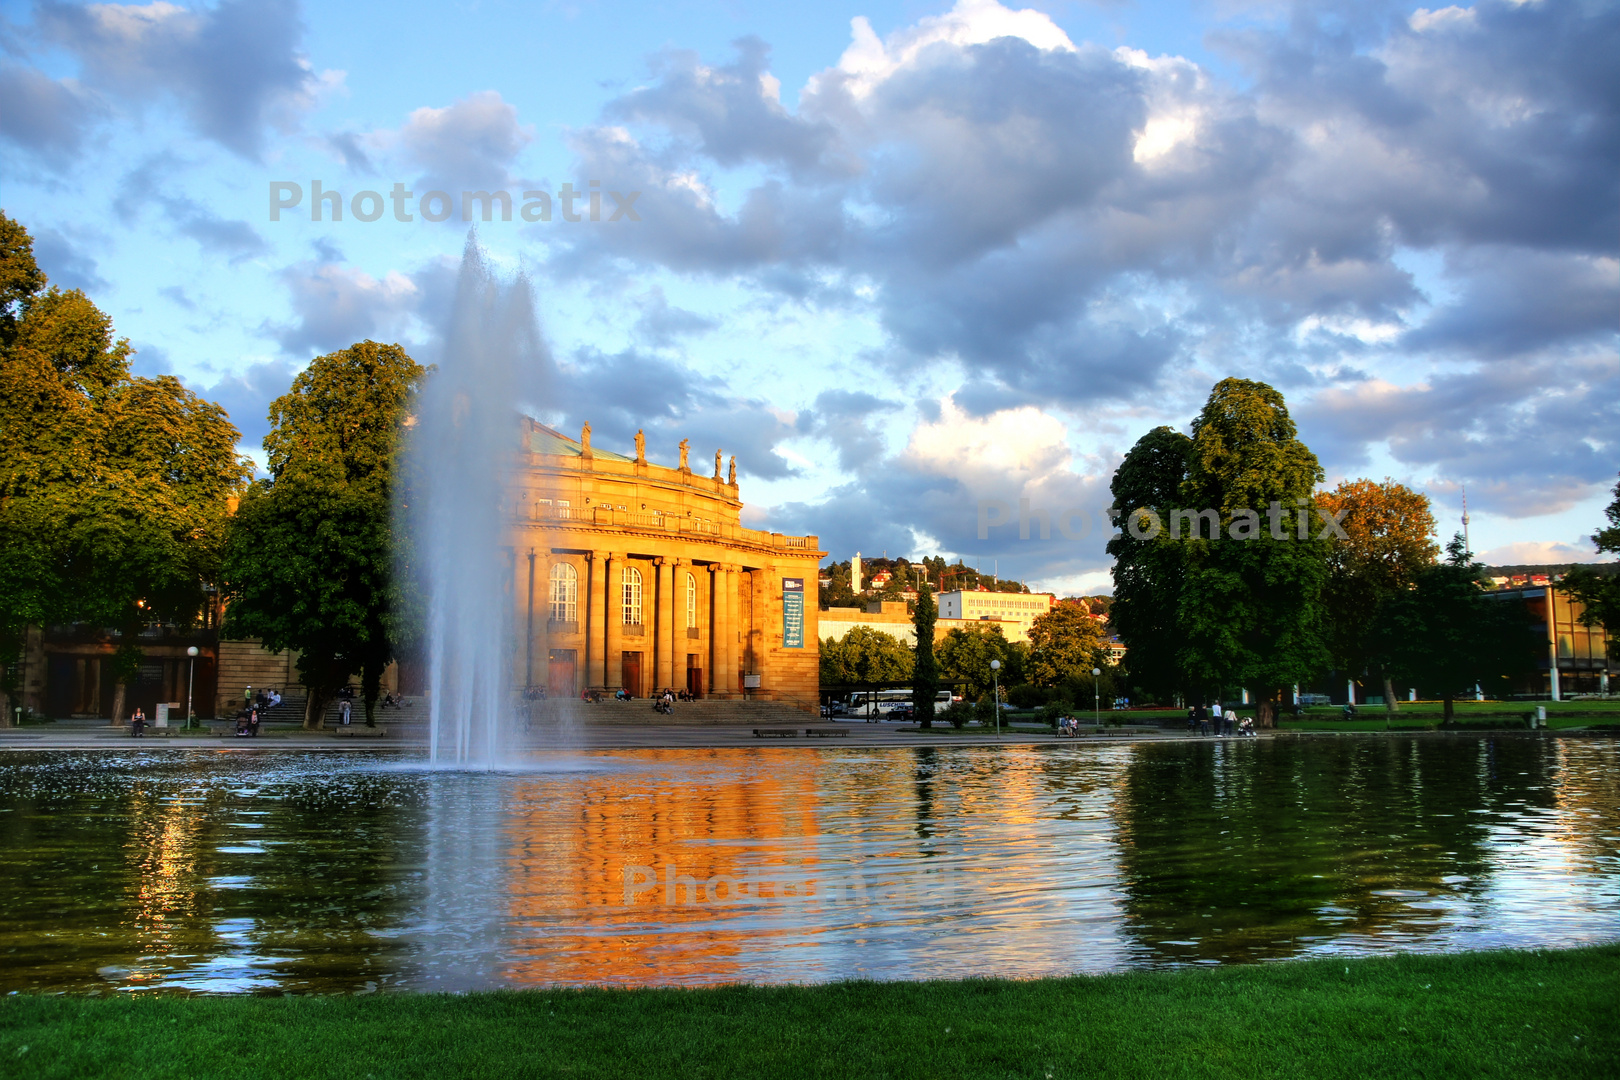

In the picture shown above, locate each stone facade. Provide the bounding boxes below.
[511,419,824,712]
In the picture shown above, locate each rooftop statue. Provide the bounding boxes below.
[634,429,646,464]
[678,439,690,470]
[581,422,592,456]
[728,456,737,485]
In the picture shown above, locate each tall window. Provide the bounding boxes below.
[549,562,578,622]
[685,573,698,628]
[622,566,643,625]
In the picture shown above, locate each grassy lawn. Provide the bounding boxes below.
[1,946,1615,1079]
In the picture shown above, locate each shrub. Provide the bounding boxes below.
[1036,702,1067,728]
[942,701,975,729]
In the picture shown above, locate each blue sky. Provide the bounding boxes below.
[3,0,1617,594]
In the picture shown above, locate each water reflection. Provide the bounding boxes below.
[0,738,1614,993]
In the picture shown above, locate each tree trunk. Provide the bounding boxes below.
[1383,674,1399,714]
[1254,688,1277,729]
[109,681,127,729]
[0,679,10,728]
[362,660,382,727]
[1442,694,1455,723]
[304,690,331,731]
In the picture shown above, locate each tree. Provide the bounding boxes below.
[1027,602,1104,687]
[936,624,1012,702]
[818,626,913,688]
[1315,479,1438,710]
[1372,536,1540,720]
[1562,472,1620,645]
[1175,379,1328,726]
[0,212,248,723]
[221,341,424,727]
[911,586,939,727]
[1107,426,1191,705]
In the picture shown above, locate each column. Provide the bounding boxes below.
[657,558,677,692]
[532,552,551,691]
[587,551,607,688]
[709,564,727,696]
[605,552,623,690]
[719,564,739,696]
[729,569,741,689]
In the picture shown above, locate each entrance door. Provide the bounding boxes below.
[621,652,642,698]
[547,649,576,698]
[685,655,702,699]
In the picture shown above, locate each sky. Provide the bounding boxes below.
[2,0,1616,595]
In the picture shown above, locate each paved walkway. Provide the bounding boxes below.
[0,716,1198,751]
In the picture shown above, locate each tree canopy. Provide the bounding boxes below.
[221,340,423,726]
[819,626,914,687]
[1106,425,1190,702]
[1316,478,1438,702]
[911,586,939,727]
[1026,602,1104,688]
[936,624,1018,702]
[1372,536,1539,720]
[1562,472,1620,643]
[0,212,248,721]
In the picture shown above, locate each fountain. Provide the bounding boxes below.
[408,236,549,768]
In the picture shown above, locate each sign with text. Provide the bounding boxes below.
[782,578,805,648]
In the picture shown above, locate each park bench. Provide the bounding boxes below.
[753,727,798,738]
[803,727,848,737]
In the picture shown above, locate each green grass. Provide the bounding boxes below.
[2,946,1615,1079]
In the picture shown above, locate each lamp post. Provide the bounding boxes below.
[1092,667,1101,726]
[186,646,199,729]
[990,659,1001,737]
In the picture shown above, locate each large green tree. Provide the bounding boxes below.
[1176,379,1328,726]
[1107,425,1191,704]
[1026,602,1104,687]
[1562,473,1620,646]
[221,340,423,727]
[1372,537,1539,720]
[819,626,914,687]
[0,212,248,723]
[1315,478,1438,710]
[936,624,1014,702]
[911,586,939,727]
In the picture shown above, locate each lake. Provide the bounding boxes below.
[1,737,1616,993]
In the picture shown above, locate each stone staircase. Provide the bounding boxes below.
[562,698,817,725]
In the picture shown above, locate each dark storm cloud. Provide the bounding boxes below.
[196,356,305,450]
[266,259,422,357]
[548,347,800,480]
[30,225,107,292]
[1297,356,1620,516]
[1403,248,1619,359]
[115,156,267,258]
[631,289,719,347]
[605,37,852,180]
[0,59,100,165]
[34,0,319,160]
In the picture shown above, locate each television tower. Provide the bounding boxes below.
[1461,485,1470,555]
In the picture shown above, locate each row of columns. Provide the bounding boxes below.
[523,550,750,697]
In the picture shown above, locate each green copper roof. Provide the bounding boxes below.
[527,424,635,462]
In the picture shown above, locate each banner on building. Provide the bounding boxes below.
[782,578,805,648]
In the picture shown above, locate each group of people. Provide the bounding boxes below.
[652,688,678,714]
[1056,715,1086,737]
[1187,702,1257,737]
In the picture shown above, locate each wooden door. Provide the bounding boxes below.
[622,651,642,698]
[547,649,576,698]
[685,655,702,698]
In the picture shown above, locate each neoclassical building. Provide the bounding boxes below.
[512,419,824,711]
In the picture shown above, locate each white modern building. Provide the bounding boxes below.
[937,591,1055,643]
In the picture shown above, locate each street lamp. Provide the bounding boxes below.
[989,659,1002,737]
[186,646,199,730]
[1092,667,1101,726]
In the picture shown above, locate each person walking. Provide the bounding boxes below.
[1187,704,1197,735]
[339,698,352,726]
[1212,701,1224,736]
[1196,703,1210,736]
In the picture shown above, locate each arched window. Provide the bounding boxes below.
[685,573,698,628]
[622,566,643,625]
[549,562,578,622]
